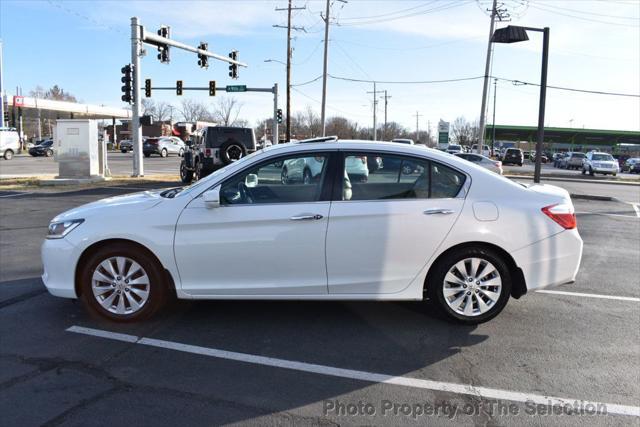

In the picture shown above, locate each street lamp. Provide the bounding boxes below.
[491,24,549,184]
[264,59,287,66]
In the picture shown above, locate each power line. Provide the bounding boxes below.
[532,2,639,20]
[337,1,439,21]
[335,1,472,26]
[529,3,640,27]
[329,74,486,85]
[292,75,323,87]
[494,77,640,98]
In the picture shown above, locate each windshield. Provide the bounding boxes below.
[592,154,613,161]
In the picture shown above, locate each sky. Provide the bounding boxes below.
[1,0,639,134]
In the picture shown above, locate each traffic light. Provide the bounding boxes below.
[198,42,209,69]
[276,109,283,124]
[176,80,183,96]
[121,64,133,104]
[228,50,238,79]
[144,79,152,98]
[209,80,216,96]
[3,110,8,123]
[157,25,171,63]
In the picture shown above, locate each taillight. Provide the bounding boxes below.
[542,203,576,229]
[205,148,212,157]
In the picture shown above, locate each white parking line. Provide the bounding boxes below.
[67,325,640,417]
[631,203,640,218]
[536,290,640,302]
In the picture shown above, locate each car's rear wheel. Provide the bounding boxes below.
[144,153,151,158]
[3,149,13,160]
[45,149,53,157]
[427,247,511,324]
[180,160,193,184]
[589,167,594,176]
[79,243,169,322]
[121,149,127,153]
[178,148,184,157]
[160,148,168,158]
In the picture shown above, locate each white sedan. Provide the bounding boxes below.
[42,139,583,324]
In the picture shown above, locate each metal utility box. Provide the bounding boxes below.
[54,119,100,178]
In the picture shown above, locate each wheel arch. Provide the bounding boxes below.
[424,241,527,299]
[74,238,176,299]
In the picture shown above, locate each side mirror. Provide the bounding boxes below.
[245,173,258,188]
[202,186,220,209]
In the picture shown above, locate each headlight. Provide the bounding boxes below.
[47,219,84,239]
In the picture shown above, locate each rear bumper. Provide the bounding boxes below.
[511,229,583,292]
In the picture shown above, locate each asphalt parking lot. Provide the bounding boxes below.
[0,182,639,425]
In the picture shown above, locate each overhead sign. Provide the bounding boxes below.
[226,85,247,93]
[14,96,24,107]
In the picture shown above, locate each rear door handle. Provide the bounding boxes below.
[290,214,324,221]
[424,208,455,215]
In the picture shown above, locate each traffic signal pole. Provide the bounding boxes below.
[127,16,248,177]
[131,17,144,177]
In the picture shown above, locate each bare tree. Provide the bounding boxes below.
[29,85,77,102]
[212,97,243,126]
[179,99,211,122]
[451,116,479,146]
[303,106,321,137]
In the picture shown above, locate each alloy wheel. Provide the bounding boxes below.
[91,256,150,315]
[442,257,502,317]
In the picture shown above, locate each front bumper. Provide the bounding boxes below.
[41,238,79,298]
[511,229,583,292]
[592,166,618,173]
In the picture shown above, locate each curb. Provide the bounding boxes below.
[569,194,614,202]
[505,175,640,186]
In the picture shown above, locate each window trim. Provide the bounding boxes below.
[217,150,338,206]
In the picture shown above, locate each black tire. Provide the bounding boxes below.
[144,153,151,158]
[195,160,206,181]
[180,160,193,184]
[220,140,246,165]
[45,149,53,157]
[589,167,594,176]
[582,167,586,175]
[121,149,127,153]
[79,243,169,322]
[426,246,512,324]
[160,148,168,158]
[3,149,13,160]
[612,173,617,177]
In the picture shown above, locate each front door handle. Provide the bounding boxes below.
[424,208,455,215]
[290,214,324,221]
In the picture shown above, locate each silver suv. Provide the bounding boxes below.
[564,152,586,170]
[143,136,185,158]
[582,151,618,177]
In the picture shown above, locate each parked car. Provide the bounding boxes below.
[471,144,491,157]
[446,144,463,154]
[531,151,549,164]
[42,138,583,324]
[143,136,185,158]
[454,153,503,175]
[0,127,21,160]
[29,139,55,157]
[391,138,415,145]
[281,156,325,184]
[552,153,565,167]
[582,152,619,176]
[180,126,258,183]
[565,152,587,170]
[501,148,523,166]
[630,162,640,174]
[622,157,640,172]
[119,139,133,153]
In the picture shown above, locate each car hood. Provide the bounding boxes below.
[52,190,165,222]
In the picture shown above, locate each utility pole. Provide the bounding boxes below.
[478,0,508,154]
[275,1,306,142]
[131,17,144,177]
[491,78,497,150]
[0,40,4,127]
[381,90,391,140]
[320,0,347,136]
[414,111,423,142]
[366,83,381,141]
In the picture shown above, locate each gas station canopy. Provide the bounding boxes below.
[8,95,131,120]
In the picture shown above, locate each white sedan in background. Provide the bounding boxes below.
[455,152,503,175]
[42,139,582,324]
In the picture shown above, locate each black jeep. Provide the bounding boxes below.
[180,126,257,183]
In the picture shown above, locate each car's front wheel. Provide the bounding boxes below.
[3,149,13,160]
[160,148,168,158]
[79,243,169,322]
[427,247,511,324]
